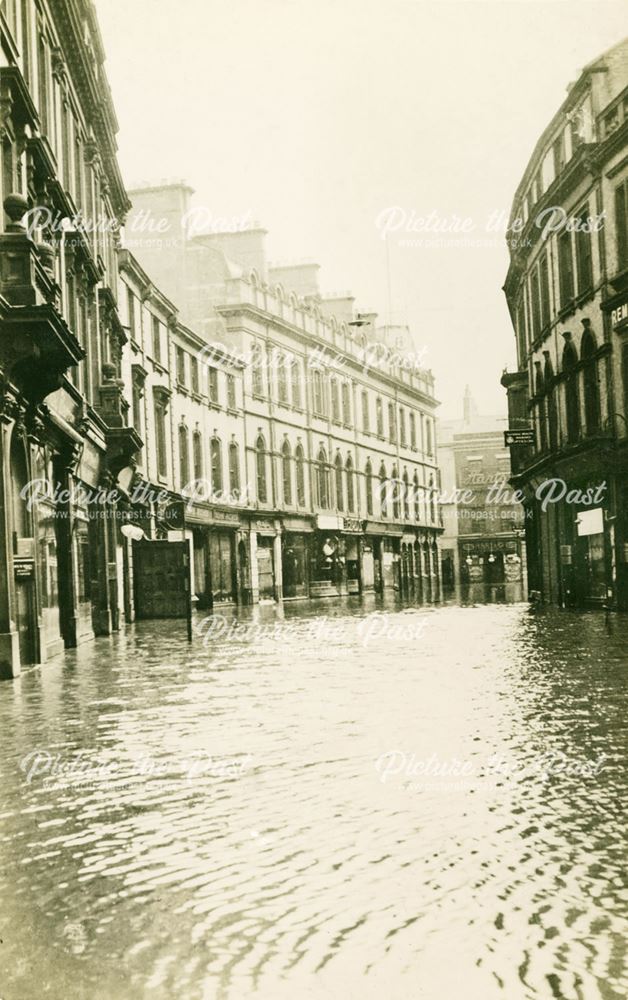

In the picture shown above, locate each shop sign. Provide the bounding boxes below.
[576,508,604,537]
[14,557,35,580]
[504,428,534,446]
[210,509,240,526]
[342,517,362,534]
[316,514,343,531]
[611,301,628,328]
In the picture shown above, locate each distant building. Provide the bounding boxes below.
[501,39,628,609]
[438,389,526,601]
[120,182,443,605]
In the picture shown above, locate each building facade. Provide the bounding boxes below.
[120,182,443,606]
[502,39,628,609]
[0,0,136,677]
[438,389,526,601]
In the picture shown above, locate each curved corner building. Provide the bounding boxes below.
[502,37,628,609]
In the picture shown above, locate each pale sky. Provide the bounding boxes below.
[95,0,627,418]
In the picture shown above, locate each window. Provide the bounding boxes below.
[362,390,370,433]
[615,180,628,270]
[176,347,186,386]
[179,425,189,489]
[558,230,575,306]
[545,359,557,451]
[403,470,409,519]
[379,463,388,518]
[282,441,292,505]
[365,459,373,516]
[563,341,580,443]
[388,402,396,443]
[210,437,223,493]
[553,134,565,176]
[313,370,326,417]
[581,331,599,435]
[208,366,219,404]
[316,447,328,509]
[256,435,267,503]
[252,345,264,396]
[229,442,240,497]
[127,288,136,341]
[277,354,288,404]
[536,364,547,453]
[392,465,400,519]
[193,431,203,480]
[575,204,593,294]
[74,127,83,207]
[539,254,550,330]
[429,477,437,524]
[37,30,49,136]
[331,378,340,422]
[399,408,406,447]
[376,397,384,436]
[341,383,351,425]
[227,373,236,409]
[346,456,355,513]
[296,444,306,507]
[516,300,527,365]
[410,412,417,449]
[530,268,542,340]
[413,472,420,522]
[190,356,199,395]
[425,419,433,456]
[334,453,344,511]
[153,390,169,480]
[291,358,302,408]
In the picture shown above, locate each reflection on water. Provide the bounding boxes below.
[0,598,627,1000]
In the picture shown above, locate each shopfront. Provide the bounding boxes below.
[281,518,313,599]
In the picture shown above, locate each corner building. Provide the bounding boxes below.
[502,39,628,609]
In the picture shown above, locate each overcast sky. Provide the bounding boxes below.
[95,0,627,419]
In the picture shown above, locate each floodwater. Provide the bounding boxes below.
[0,596,626,1000]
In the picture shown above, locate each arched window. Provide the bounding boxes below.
[392,464,400,519]
[403,469,409,519]
[562,340,580,444]
[346,455,355,513]
[178,424,189,489]
[334,452,344,510]
[429,476,437,523]
[256,434,267,503]
[581,330,599,435]
[210,437,222,494]
[282,440,292,505]
[316,447,329,509]
[296,443,306,506]
[379,462,388,518]
[545,357,557,451]
[193,430,203,481]
[229,442,240,497]
[413,472,420,522]
[365,459,373,516]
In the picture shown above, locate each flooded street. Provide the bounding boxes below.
[0,598,626,1000]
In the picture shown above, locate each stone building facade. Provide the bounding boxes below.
[120,183,443,606]
[502,39,628,609]
[0,0,135,677]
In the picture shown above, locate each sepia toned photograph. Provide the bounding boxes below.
[0,0,627,997]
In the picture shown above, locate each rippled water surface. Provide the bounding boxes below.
[0,599,627,1000]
